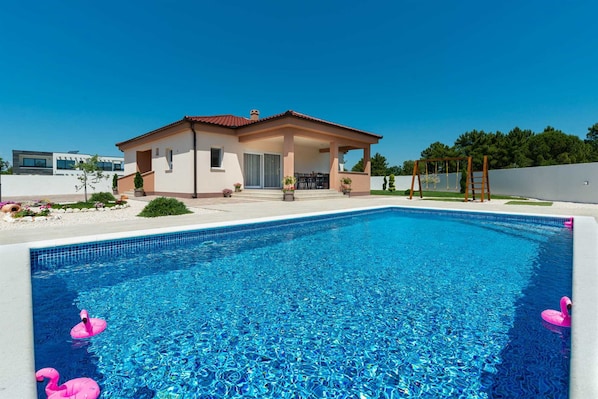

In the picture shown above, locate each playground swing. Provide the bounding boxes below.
[445,160,449,190]
[455,160,460,190]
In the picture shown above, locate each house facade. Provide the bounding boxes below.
[12,150,124,176]
[115,110,381,197]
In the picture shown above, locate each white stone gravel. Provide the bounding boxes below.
[0,200,219,231]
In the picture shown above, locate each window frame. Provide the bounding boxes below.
[210,147,224,169]
[166,148,173,171]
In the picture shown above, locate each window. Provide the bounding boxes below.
[95,161,113,171]
[57,159,76,170]
[166,148,173,170]
[155,148,159,156]
[210,148,223,168]
[113,162,123,171]
[22,158,48,168]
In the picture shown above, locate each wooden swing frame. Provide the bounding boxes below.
[409,156,491,202]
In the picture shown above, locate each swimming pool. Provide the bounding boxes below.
[31,208,573,398]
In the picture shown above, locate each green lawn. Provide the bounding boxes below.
[370,190,524,200]
[505,201,553,206]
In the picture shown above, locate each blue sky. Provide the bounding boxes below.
[1,1,597,168]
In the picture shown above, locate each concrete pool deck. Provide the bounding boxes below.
[1,195,596,398]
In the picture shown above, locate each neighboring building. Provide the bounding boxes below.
[12,150,124,176]
[115,109,382,197]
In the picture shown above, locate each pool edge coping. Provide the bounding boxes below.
[2,204,595,398]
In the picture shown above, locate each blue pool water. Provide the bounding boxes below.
[31,208,572,398]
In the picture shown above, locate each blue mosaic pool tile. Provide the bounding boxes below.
[30,207,570,273]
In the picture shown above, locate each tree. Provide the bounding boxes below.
[370,153,389,176]
[387,165,402,175]
[505,127,534,168]
[0,158,9,174]
[351,152,389,175]
[400,160,415,176]
[420,141,454,161]
[351,158,363,172]
[75,155,108,202]
[527,127,591,166]
[585,122,598,161]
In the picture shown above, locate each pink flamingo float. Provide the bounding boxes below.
[70,309,106,339]
[35,368,100,399]
[542,296,572,327]
[564,218,573,229]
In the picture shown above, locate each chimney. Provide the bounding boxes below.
[250,109,260,121]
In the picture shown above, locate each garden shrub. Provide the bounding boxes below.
[388,174,396,192]
[90,192,116,203]
[138,197,192,218]
[134,172,144,189]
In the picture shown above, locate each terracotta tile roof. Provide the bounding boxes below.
[185,114,253,128]
[253,110,381,137]
[186,110,381,138]
[116,110,380,149]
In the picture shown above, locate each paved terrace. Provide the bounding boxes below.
[1,194,597,244]
[1,195,597,398]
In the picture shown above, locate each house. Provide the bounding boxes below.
[12,150,124,176]
[115,110,382,197]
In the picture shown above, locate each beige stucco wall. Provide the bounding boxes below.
[294,144,329,174]
[152,133,194,194]
[196,132,244,193]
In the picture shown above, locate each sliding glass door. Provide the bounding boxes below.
[244,153,262,188]
[264,154,281,188]
[243,153,281,189]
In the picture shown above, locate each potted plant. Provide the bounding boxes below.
[222,188,233,197]
[134,171,145,197]
[112,174,119,195]
[282,175,296,201]
[234,182,242,192]
[340,176,352,195]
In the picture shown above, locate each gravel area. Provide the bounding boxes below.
[0,199,220,231]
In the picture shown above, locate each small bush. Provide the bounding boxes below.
[90,192,116,203]
[134,172,144,189]
[138,197,192,218]
[388,174,396,192]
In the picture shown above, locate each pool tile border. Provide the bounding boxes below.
[31,206,569,272]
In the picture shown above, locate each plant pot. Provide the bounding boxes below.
[342,189,352,197]
[283,192,295,201]
[234,187,241,192]
[134,188,145,197]
[112,189,119,195]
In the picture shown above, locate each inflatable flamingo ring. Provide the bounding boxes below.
[70,310,106,339]
[541,296,572,327]
[564,218,573,229]
[36,367,100,399]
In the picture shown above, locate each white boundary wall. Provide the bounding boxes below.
[1,175,112,199]
[370,162,598,204]
[489,162,598,204]
[4,162,598,203]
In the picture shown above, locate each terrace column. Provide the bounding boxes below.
[329,141,339,190]
[364,145,371,175]
[283,131,295,178]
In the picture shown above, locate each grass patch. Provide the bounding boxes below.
[371,190,525,200]
[423,198,468,202]
[52,201,125,210]
[505,201,553,206]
